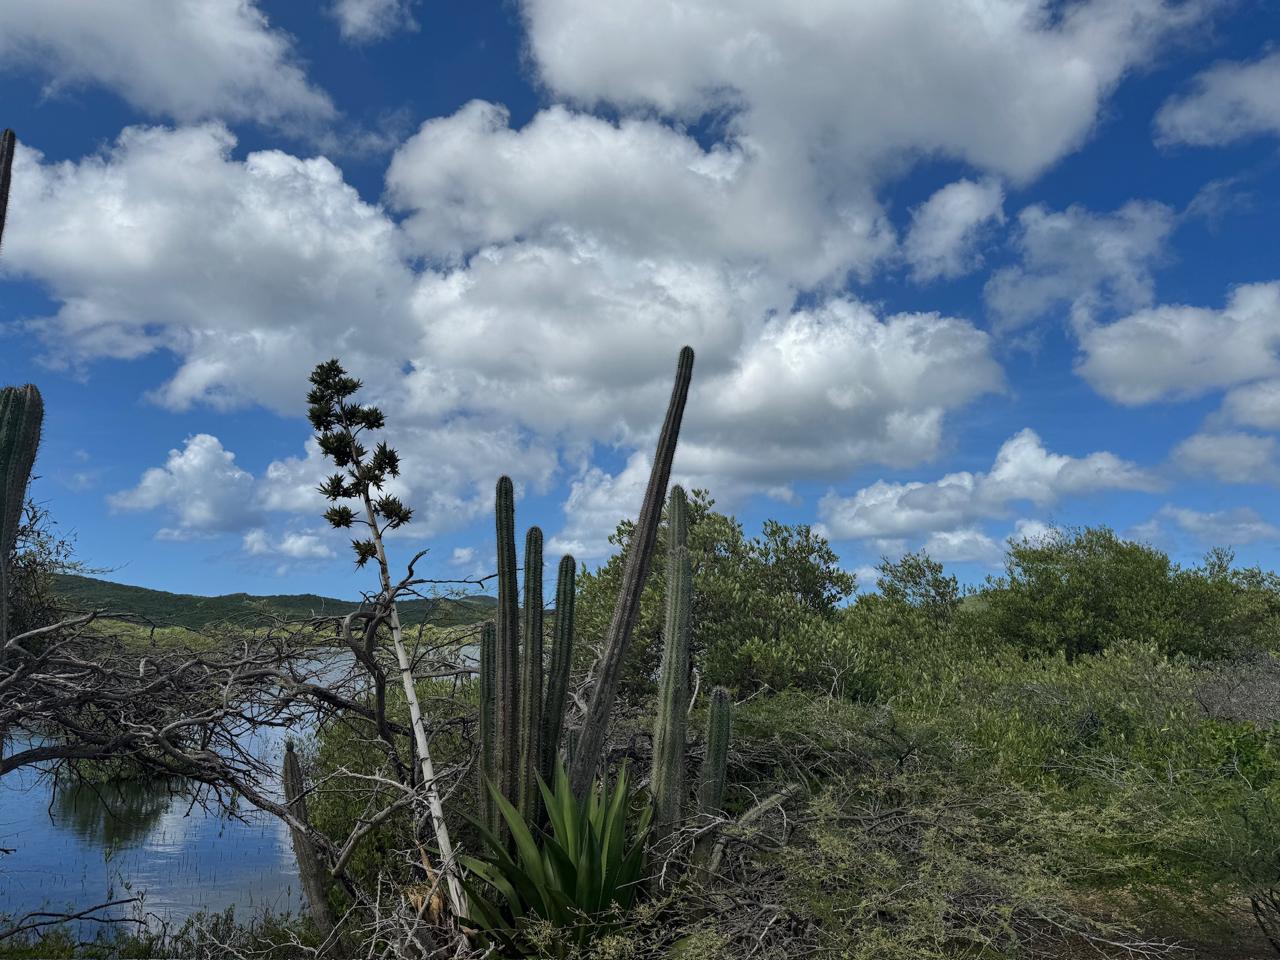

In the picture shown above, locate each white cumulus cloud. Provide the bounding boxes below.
[330,0,418,43]
[985,200,1176,328]
[1154,504,1279,546]
[3,126,417,413]
[817,428,1160,541]
[1155,50,1280,146]
[904,178,1005,282]
[0,0,334,129]
[1075,282,1280,405]
[1171,432,1280,485]
[522,0,1211,184]
[109,434,261,539]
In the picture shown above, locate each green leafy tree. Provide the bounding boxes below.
[575,491,856,693]
[874,549,960,629]
[977,525,1272,661]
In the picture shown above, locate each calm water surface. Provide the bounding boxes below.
[1,731,304,932]
[1,645,477,933]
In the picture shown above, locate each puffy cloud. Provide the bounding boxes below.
[0,0,334,128]
[242,528,337,560]
[682,300,1003,484]
[1074,282,1280,405]
[387,101,894,287]
[1154,504,1279,545]
[817,428,1160,540]
[1222,379,1280,431]
[522,0,1210,184]
[984,200,1175,328]
[921,526,1004,564]
[329,0,418,43]
[1155,50,1280,146]
[904,178,1005,282]
[4,126,418,412]
[546,452,653,559]
[109,434,261,539]
[1172,432,1280,485]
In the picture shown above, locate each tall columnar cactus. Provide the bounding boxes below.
[0,129,15,256]
[282,741,335,938]
[517,526,544,824]
[493,476,521,821]
[650,487,691,850]
[570,346,694,797]
[540,555,575,788]
[0,383,43,656]
[478,619,498,833]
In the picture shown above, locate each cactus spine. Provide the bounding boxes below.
[517,526,544,823]
[650,487,691,850]
[540,554,575,788]
[0,383,42,658]
[570,346,694,797]
[282,741,335,938]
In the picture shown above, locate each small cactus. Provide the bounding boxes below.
[692,686,732,878]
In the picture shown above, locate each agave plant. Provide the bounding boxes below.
[460,759,651,956]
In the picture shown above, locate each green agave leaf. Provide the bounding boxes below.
[540,767,573,858]
[460,856,525,920]
[492,784,551,904]
[540,831,578,898]
[600,766,631,881]
[576,825,604,916]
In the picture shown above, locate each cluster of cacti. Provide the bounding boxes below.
[474,346,735,890]
[477,476,576,836]
[1,382,43,659]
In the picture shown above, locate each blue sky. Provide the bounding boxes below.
[1,0,1278,601]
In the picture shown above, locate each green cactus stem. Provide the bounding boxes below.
[697,686,731,819]
[478,618,497,834]
[650,541,692,852]
[517,525,544,824]
[493,476,521,821]
[692,686,732,878]
[540,554,575,788]
[0,383,42,658]
[282,741,335,938]
[570,346,695,797]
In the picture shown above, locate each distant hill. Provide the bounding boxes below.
[51,574,499,630]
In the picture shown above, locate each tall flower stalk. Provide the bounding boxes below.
[307,359,465,918]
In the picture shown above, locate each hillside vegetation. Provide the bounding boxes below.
[50,573,499,631]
